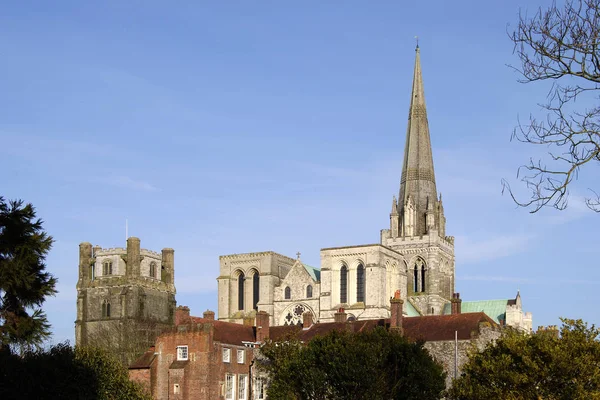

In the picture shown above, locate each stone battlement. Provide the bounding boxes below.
[94,247,161,258]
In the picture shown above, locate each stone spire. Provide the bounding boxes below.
[397,46,439,237]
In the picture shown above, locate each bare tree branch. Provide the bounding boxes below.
[505,0,600,213]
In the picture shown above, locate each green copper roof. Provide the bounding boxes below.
[405,300,421,317]
[443,300,509,324]
[302,264,321,282]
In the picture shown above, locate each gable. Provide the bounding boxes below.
[282,260,319,284]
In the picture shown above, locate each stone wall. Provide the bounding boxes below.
[424,324,501,388]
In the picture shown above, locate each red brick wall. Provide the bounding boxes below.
[147,323,256,400]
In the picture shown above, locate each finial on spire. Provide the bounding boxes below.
[414,35,419,50]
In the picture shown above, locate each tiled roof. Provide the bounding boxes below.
[302,264,321,282]
[129,347,156,369]
[403,312,496,341]
[187,316,256,346]
[270,312,496,343]
[443,300,509,324]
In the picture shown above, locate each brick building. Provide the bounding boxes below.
[130,293,499,399]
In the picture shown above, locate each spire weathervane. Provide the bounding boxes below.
[414,35,419,49]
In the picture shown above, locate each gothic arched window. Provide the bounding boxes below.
[102,300,111,318]
[306,285,313,298]
[284,286,291,300]
[414,258,426,293]
[340,265,348,304]
[103,261,112,276]
[357,264,365,303]
[149,262,157,278]
[238,272,245,311]
[413,265,418,293]
[252,271,260,310]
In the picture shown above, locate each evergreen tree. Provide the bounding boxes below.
[0,197,56,352]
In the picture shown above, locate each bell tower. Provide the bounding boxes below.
[75,237,176,364]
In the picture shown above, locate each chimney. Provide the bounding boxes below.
[302,312,314,329]
[256,311,270,343]
[126,237,141,276]
[451,292,462,314]
[176,306,190,325]
[203,310,215,321]
[334,308,347,323]
[390,290,404,334]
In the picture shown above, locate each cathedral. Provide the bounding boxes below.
[76,48,532,365]
[217,47,532,332]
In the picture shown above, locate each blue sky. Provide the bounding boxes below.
[1,1,598,345]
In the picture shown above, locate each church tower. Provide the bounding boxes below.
[381,46,455,315]
[75,237,177,364]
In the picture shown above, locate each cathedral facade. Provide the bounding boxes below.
[217,47,532,332]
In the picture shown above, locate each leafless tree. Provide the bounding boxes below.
[502,0,600,213]
[87,318,164,366]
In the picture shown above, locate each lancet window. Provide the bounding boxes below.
[340,265,348,303]
[357,264,365,303]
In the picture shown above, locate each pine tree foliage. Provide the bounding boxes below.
[0,196,57,351]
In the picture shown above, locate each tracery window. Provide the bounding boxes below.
[306,285,313,298]
[340,265,348,303]
[252,272,260,310]
[238,272,245,311]
[103,260,112,276]
[283,304,310,326]
[357,264,365,303]
[284,286,291,300]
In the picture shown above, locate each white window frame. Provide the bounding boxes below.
[237,349,245,364]
[177,345,188,361]
[238,374,247,400]
[223,347,231,363]
[225,373,235,400]
[254,376,266,400]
